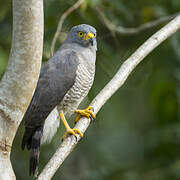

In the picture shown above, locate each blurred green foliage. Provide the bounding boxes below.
[0,0,180,179]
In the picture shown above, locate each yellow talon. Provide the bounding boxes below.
[59,112,83,141]
[74,106,95,123]
[73,128,83,137]
[74,114,81,123]
[62,128,83,141]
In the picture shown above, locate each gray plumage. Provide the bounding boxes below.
[21,24,97,176]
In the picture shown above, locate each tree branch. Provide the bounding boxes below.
[96,7,180,35]
[38,14,180,180]
[0,0,44,179]
[50,0,84,56]
[38,12,180,180]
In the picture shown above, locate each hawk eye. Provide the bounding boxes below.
[78,31,84,37]
[94,33,97,37]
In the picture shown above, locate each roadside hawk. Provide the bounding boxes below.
[21,24,97,176]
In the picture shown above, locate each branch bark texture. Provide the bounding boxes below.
[38,14,180,180]
[0,0,44,179]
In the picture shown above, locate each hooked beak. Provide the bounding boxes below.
[84,33,95,46]
[89,37,94,46]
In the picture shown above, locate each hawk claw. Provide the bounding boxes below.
[74,106,95,123]
[62,128,83,141]
[89,116,96,123]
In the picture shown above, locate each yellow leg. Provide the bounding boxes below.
[74,106,95,123]
[59,112,83,141]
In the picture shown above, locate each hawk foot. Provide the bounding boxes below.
[74,106,95,123]
[62,128,83,141]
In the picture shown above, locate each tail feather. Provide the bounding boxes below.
[21,126,43,177]
[21,128,34,150]
[29,126,43,176]
[30,145,40,176]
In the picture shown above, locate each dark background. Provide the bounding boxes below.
[1,0,180,179]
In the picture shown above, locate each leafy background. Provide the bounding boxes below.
[1,0,180,179]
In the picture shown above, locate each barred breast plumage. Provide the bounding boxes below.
[58,60,95,117]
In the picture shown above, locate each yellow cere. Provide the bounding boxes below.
[83,33,96,41]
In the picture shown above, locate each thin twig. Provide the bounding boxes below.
[50,0,84,56]
[96,7,180,35]
[37,14,180,180]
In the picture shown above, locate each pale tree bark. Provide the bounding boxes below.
[37,14,180,180]
[0,0,43,179]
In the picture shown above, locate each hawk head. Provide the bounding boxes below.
[66,24,97,49]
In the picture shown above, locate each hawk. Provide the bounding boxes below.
[21,24,97,176]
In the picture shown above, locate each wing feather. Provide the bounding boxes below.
[22,49,79,149]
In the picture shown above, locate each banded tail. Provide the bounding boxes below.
[21,126,43,176]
